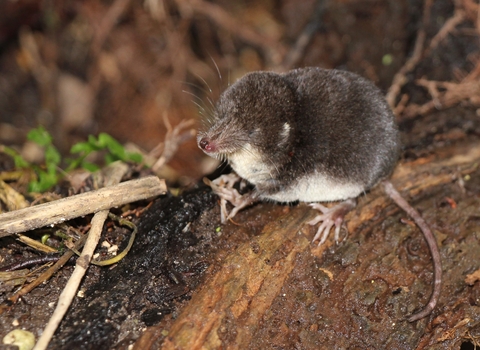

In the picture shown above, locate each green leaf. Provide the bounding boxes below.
[22,129,143,190]
[88,134,99,145]
[2,146,30,168]
[45,145,61,166]
[104,153,116,164]
[64,157,83,172]
[28,169,58,192]
[28,181,42,193]
[125,152,142,163]
[100,133,126,159]
[70,141,96,154]
[97,133,113,147]
[81,161,99,172]
[24,126,62,192]
[27,126,52,147]
[41,234,50,245]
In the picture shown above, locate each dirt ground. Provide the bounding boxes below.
[1,0,480,349]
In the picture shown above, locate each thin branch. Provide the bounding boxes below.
[425,7,465,56]
[9,229,89,303]
[33,210,110,350]
[175,0,284,65]
[151,115,196,172]
[32,162,129,350]
[281,0,325,70]
[386,0,433,109]
[88,0,132,95]
[91,0,133,56]
[459,0,479,25]
[403,77,480,118]
[0,175,167,237]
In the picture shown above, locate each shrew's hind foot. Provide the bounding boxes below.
[308,199,356,245]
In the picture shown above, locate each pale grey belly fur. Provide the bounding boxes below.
[263,172,364,203]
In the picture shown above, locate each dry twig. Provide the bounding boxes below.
[90,0,133,56]
[402,77,480,118]
[0,175,166,237]
[426,8,465,54]
[386,0,433,110]
[88,0,133,95]
[388,0,478,116]
[459,0,480,25]
[33,212,110,350]
[174,0,284,65]
[281,0,325,70]
[33,162,129,350]
[150,115,196,172]
[18,29,57,117]
[9,230,89,304]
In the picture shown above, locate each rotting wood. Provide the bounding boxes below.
[134,141,480,349]
[0,175,167,237]
[346,143,480,233]
[134,206,319,350]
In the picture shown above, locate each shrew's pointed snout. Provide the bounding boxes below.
[198,137,216,153]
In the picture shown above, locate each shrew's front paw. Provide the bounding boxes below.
[204,173,257,223]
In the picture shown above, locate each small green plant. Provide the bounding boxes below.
[67,133,142,172]
[26,126,62,192]
[1,146,30,169]
[1,126,142,192]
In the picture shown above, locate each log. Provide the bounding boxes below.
[135,143,480,349]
